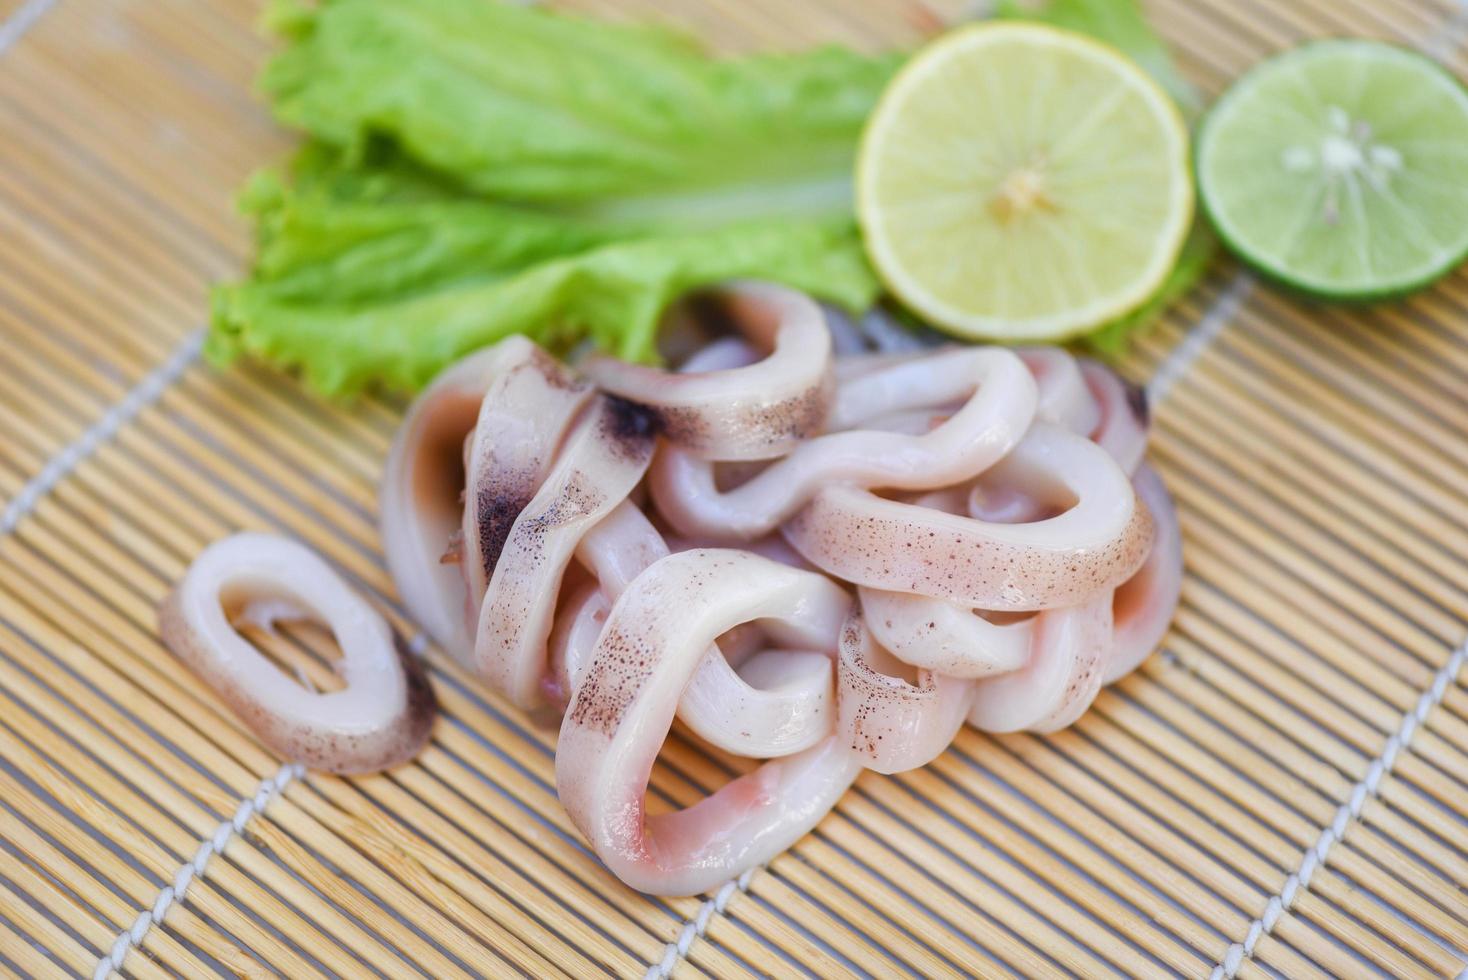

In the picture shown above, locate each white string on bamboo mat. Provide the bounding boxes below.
[0,0,57,55]
[0,319,216,973]
[1210,4,1468,970]
[644,868,755,980]
[91,762,303,980]
[1211,639,1468,980]
[1,329,204,534]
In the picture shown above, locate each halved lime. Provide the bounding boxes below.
[1197,40,1468,299]
[856,23,1193,342]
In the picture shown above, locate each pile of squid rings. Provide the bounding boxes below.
[378,281,1181,896]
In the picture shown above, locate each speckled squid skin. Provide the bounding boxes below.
[459,340,594,618]
[375,320,1186,895]
[383,337,591,665]
[159,534,436,775]
[556,549,860,896]
[565,502,837,759]
[640,377,834,461]
[836,614,973,774]
[579,281,835,462]
[471,395,655,708]
[784,475,1154,612]
[648,346,1037,540]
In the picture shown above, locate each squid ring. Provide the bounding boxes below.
[473,396,656,708]
[1019,347,1101,436]
[1104,464,1183,684]
[382,346,504,659]
[552,577,833,761]
[831,349,927,383]
[159,533,435,774]
[650,347,1037,539]
[857,588,1032,679]
[556,549,859,896]
[1080,360,1149,476]
[567,502,836,758]
[825,345,1031,431]
[382,338,593,661]
[579,281,835,461]
[457,340,595,623]
[837,615,973,774]
[967,594,1113,734]
[783,423,1154,610]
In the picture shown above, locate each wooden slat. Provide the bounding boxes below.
[1,0,1467,977]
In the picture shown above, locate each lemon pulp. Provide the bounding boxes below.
[857,23,1194,341]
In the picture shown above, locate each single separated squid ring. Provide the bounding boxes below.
[579,281,835,461]
[556,549,859,896]
[159,533,435,774]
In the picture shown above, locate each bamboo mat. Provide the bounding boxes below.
[1,0,1466,976]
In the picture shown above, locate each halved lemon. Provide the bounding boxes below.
[857,23,1194,341]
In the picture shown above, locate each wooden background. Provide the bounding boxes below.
[1,0,1467,977]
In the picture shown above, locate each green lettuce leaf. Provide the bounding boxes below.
[211,0,897,395]
[212,208,878,395]
[260,0,899,222]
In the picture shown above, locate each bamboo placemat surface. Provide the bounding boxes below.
[2,0,1467,977]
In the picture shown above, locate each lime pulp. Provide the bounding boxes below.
[1196,40,1468,299]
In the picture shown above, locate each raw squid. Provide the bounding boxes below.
[383,285,1180,895]
[168,280,1180,896]
[837,615,973,773]
[1106,464,1183,683]
[782,424,1155,611]
[1020,347,1101,435]
[1081,359,1150,476]
[380,345,507,660]
[469,394,657,708]
[579,281,834,461]
[650,346,1037,538]
[569,503,837,759]
[159,533,435,774]
[455,341,595,630]
[556,549,860,895]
